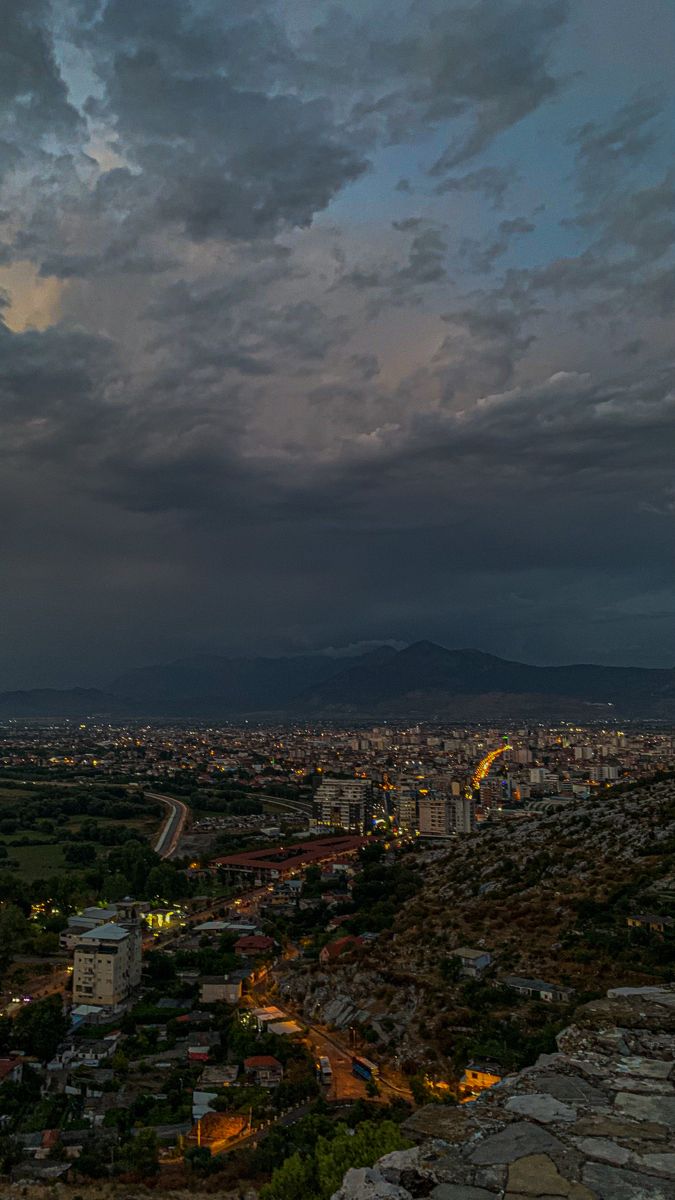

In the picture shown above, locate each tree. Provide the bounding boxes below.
[315,1120,409,1199]
[185,1145,214,1174]
[12,995,67,1063]
[74,1139,111,1179]
[123,1128,159,1177]
[260,1150,315,1200]
[439,955,463,983]
[0,904,29,979]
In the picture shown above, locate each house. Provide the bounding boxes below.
[453,947,492,978]
[187,1032,220,1063]
[627,913,674,934]
[200,975,243,1005]
[234,934,275,957]
[251,1005,286,1031]
[319,935,361,964]
[199,1064,239,1088]
[460,1060,504,1099]
[502,975,574,1003]
[193,1064,239,1116]
[0,1057,23,1086]
[243,1055,284,1087]
[47,1035,121,1071]
[326,913,354,931]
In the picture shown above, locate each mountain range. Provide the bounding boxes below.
[1,641,675,720]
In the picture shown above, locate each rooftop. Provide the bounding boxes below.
[78,923,128,942]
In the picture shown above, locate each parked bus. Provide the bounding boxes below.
[352,1055,379,1081]
[316,1056,333,1085]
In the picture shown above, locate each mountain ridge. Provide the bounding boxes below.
[1,642,675,718]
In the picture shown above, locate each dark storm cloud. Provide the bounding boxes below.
[1,0,82,142]
[1,0,674,683]
[298,0,568,163]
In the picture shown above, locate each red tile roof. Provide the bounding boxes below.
[234,934,274,951]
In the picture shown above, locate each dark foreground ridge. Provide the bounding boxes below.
[330,985,675,1200]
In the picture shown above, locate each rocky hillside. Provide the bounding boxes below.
[330,984,675,1200]
[278,779,675,1075]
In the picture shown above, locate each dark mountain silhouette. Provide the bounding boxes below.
[293,642,675,717]
[1,642,674,718]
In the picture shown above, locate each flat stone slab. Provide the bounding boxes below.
[505,1094,577,1124]
[615,1092,675,1126]
[402,1107,473,1144]
[431,1187,498,1200]
[529,1071,608,1107]
[468,1122,566,1165]
[570,1137,630,1166]
[583,1160,675,1199]
[632,1152,675,1178]
[608,1076,674,1094]
[571,1116,668,1141]
[613,1057,674,1080]
[507,1153,594,1198]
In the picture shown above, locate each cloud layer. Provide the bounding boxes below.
[0,0,674,685]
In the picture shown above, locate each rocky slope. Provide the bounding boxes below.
[330,984,675,1200]
[277,779,675,1073]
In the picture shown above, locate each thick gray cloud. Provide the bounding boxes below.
[0,0,674,685]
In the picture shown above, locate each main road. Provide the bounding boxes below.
[148,791,190,859]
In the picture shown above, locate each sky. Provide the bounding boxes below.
[1,0,675,688]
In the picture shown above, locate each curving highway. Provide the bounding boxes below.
[149,791,190,859]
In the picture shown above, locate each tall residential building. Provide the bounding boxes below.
[451,794,476,834]
[312,777,373,833]
[418,792,453,837]
[73,906,142,1008]
[394,780,420,832]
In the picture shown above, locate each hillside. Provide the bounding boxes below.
[277,777,675,1078]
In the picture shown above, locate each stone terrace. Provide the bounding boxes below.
[331,985,675,1200]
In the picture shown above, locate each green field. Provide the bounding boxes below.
[4,843,68,880]
[0,782,163,881]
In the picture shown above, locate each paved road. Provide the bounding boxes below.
[148,791,190,859]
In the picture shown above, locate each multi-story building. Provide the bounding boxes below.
[450,794,476,834]
[394,780,420,832]
[312,777,373,833]
[418,792,453,837]
[73,904,142,1008]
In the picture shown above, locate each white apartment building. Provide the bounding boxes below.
[73,913,142,1008]
[312,777,373,833]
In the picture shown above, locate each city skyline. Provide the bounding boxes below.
[2,1,675,687]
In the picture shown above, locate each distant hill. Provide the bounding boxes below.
[108,646,397,715]
[293,641,675,718]
[1,641,674,718]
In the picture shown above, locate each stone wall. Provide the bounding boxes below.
[330,985,675,1200]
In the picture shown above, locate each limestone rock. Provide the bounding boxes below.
[331,1166,414,1200]
[468,1122,566,1165]
[582,1161,674,1199]
[505,1094,577,1124]
[506,1153,594,1198]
